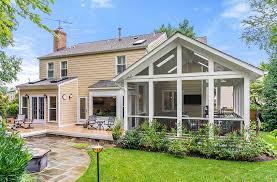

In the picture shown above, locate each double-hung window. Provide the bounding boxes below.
[162,90,177,112]
[47,62,54,78]
[61,61,67,78]
[116,56,126,74]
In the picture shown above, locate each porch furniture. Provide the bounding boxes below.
[106,116,115,130]
[96,119,105,130]
[14,114,25,128]
[24,119,34,129]
[27,148,51,173]
[87,115,97,129]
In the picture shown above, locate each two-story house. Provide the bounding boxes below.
[17,28,263,137]
[16,28,167,127]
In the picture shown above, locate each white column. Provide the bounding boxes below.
[177,44,183,136]
[116,94,123,121]
[217,86,221,110]
[149,80,154,124]
[208,78,215,137]
[88,92,93,116]
[177,45,182,75]
[244,77,250,140]
[124,81,128,131]
[177,79,182,137]
[208,60,214,138]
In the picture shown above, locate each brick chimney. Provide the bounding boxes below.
[53,28,66,52]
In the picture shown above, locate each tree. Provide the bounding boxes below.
[250,62,268,110]
[241,0,277,53]
[0,0,54,85]
[155,19,196,38]
[0,51,22,85]
[0,0,54,48]
[262,54,277,131]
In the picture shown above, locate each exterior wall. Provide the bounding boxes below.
[19,89,58,123]
[59,79,78,126]
[39,49,146,97]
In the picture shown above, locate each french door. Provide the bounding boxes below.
[31,96,45,123]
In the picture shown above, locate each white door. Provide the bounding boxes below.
[31,96,45,123]
[78,97,87,123]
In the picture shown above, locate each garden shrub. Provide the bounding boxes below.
[119,121,275,161]
[0,121,31,181]
[139,121,168,151]
[168,139,188,157]
[120,129,141,149]
[112,119,123,141]
[7,103,18,117]
[270,129,277,139]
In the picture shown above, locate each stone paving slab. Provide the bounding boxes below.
[25,136,90,182]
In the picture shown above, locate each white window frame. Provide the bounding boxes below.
[21,96,28,117]
[48,95,57,122]
[47,62,54,78]
[162,90,177,112]
[115,55,127,75]
[60,60,68,78]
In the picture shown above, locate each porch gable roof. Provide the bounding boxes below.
[113,32,264,82]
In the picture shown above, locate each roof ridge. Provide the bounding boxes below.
[76,32,164,45]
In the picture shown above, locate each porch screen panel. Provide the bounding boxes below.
[182,47,208,73]
[154,48,177,75]
[49,96,57,121]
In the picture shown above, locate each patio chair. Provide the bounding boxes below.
[87,115,97,129]
[14,114,26,128]
[106,116,115,130]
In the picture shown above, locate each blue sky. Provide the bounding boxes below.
[6,0,268,87]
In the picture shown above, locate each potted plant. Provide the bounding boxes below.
[112,119,123,141]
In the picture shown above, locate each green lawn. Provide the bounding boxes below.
[77,133,277,182]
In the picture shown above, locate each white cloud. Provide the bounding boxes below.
[221,0,250,19]
[5,36,39,88]
[91,0,112,8]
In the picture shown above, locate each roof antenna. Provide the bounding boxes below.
[45,18,72,29]
[118,27,122,41]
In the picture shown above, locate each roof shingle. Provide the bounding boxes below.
[39,32,165,59]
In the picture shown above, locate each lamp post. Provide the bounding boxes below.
[92,143,103,182]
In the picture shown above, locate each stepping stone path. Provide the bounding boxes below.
[25,136,90,182]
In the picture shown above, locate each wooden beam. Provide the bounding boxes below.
[156,54,175,67]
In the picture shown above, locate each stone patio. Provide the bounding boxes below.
[25,136,91,182]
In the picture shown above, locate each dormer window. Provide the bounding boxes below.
[61,61,68,78]
[116,56,126,74]
[47,62,54,78]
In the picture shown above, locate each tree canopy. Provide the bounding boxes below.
[154,19,196,38]
[242,0,277,53]
[0,0,54,85]
[0,0,54,48]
